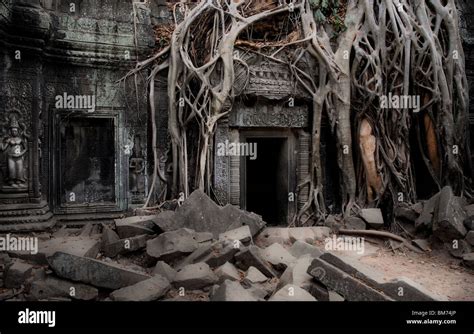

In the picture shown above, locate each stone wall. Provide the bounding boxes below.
[0,0,155,230]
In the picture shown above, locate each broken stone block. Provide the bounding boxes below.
[360,208,384,229]
[110,275,170,301]
[214,262,240,283]
[415,193,440,231]
[146,228,199,262]
[244,266,268,284]
[260,243,296,271]
[175,240,238,270]
[318,252,447,301]
[235,245,278,278]
[344,217,366,230]
[394,204,420,223]
[28,276,98,301]
[195,232,214,244]
[104,234,149,258]
[48,252,150,289]
[277,255,313,291]
[152,261,177,282]
[5,259,33,288]
[448,239,472,259]
[412,239,431,252]
[150,210,177,233]
[211,279,257,301]
[115,216,157,239]
[173,262,218,290]
[464,204,474,217]
[221,205,266,237]
[102,225,120,246]
[464,217,474,231]
[466,231,474,246]
[288,227,315,244]
[433,186,467,243]
[462,253,474,269]
[174,244,215,270]
[310,226,332,241]
[269,284,316,301]
[288,240,323,258]
[219,225,252,244]
[324,215,343,232]
[307,258,391,301]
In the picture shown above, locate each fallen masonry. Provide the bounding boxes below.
[0,189,472,302]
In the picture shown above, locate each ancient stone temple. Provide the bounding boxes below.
[0,0,155,230]
[1,0,474,230]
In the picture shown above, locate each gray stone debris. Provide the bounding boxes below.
[175,240,238,270]
[260,243,296,271]
[103,234,149,258]
[146,228,199,262]
[211,279,257,301]
[269,284,316,301]
[114,216,157,239]
[466,231,474,246]
[462,253,474,269]
[152,190,266,238]
[277,255,313,291]
[464,217,474,231]
[214,262,241,283]
[235,245,278,278]
[244,266,268,284]
[173,262,218,290]
[4,259,33,288]
[48,252,150,289]
[344,217,367,230]
[152,261,177,282]
[448,239,471,259]
[318,252,447,301]
[28,276,98,301]
[307,257,391,301]
[433,186,467,243]
[110,275,170,301]
[360,208,384,229]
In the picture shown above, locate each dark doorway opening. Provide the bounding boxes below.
[58,117,116,206]
[245,137,288,225]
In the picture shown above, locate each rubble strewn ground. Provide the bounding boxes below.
[0,188,473,301]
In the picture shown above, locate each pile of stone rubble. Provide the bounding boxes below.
[0,188,472,301]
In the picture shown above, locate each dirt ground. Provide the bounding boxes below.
[359,247,474,301]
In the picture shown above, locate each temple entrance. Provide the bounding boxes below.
[51,112,125,215]
[240,131,295,226]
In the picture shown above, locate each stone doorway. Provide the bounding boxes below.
[51,111,126,215]
[240,130,296,226]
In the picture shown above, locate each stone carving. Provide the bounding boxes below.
[0,111,29,192]
[230,103,308,128]
[129,135,146,202]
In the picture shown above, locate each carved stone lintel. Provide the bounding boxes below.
[230,102,308,128]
